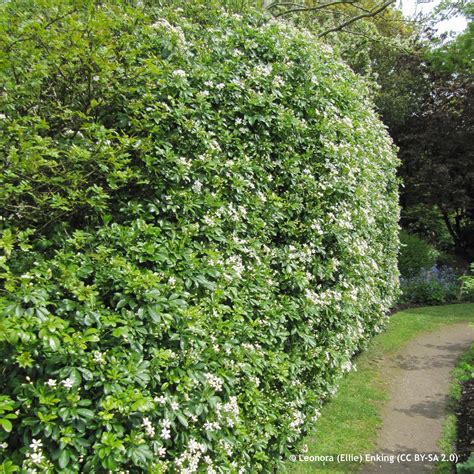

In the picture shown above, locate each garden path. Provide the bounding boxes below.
[362,323,474,473]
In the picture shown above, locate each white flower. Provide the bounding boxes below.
[289,410,305,430]
[204,373,223,391]
[220,440,233,456]
[160,427,171,440]
[170,400,179,411]
[142,417,155,437]
[157,446,166,457]
[29,439,42,451]
[93,351,105,364]
[154,395,167,405]
[46,379,56,387]
[203,214,215,226]
[228,255,244,278]
[30,450,44,465]
[177,157,190,167]
[192,180,203,193]
[0,114,6,120]
[162,418,172,429]
[341,360,352,373]
[62,378,74,389]
[256,64,272,76]
[188,438,201,453]
[204,421,220,431]
[151,19,169,29]
[172,69,186,77]
[216,83,225,90]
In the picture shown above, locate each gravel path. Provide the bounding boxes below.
[362,323,474,473]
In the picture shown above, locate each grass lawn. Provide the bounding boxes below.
[286,303,474,473]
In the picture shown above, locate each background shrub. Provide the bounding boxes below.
[399,266,461,306]
[461,264,474,301]
[398,230,439,278]
[0,0,399,471]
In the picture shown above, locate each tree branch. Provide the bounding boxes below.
[272,0,357,18]
[337,27,411,54]
[318,0,396,37]
[5,8,79,52]
[267,2,306,9]
[441,208,459,244]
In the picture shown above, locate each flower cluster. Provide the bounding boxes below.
[204,372,224,392]
[142,417,155,437]
[216,396,240,428]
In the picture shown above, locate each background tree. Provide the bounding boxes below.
[396,57,473,259]
[382,1,474,260]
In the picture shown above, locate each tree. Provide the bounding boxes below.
[391,16,474,258]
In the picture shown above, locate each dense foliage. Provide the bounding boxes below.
[0,1,399,471]
[398,230,439,278]
[461,264,474,300]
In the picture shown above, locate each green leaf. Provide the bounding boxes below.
[77,408,95,419]
[0,419,12,432]
[176,413,188,427]
[69,368,82,385]
[48,336,61,351]
[147,305,161,323]
[58,449,70,469]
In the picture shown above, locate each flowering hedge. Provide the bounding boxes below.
[0,1,399,472]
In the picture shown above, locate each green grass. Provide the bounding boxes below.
[286,303,474,473]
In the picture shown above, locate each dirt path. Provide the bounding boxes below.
[362,323,474,473]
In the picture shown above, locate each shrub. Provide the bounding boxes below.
[399,265,461,305]
[457,454,474,474]
[0,1,400,471]
[398,230,439,277]
[461,263,474,301]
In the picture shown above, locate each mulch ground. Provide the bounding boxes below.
[455,377,474,463]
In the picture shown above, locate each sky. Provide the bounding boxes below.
[397,0,468,35]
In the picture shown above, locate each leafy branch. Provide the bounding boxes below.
[267,0,397,37]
